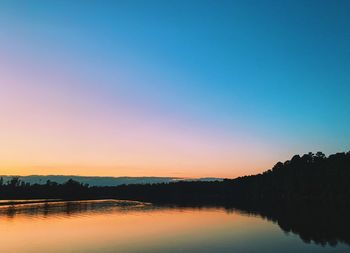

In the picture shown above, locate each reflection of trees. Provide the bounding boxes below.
[1,200,349,247]
[0,200,152,219]
[226,203,350,247]
[0,151,349,247]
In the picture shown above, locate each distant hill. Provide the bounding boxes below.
[0,175,222,187]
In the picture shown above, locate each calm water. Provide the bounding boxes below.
[0,200,348,253]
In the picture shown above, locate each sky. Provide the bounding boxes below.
[0,0,349,178]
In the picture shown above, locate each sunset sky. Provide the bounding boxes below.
[0,0,349,178]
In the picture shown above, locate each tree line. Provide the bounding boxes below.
[1,151,349,207]
[1,151,349,246]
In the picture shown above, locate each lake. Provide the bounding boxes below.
[0,200,348,253]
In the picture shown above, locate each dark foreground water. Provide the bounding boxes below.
[0,200,348,253]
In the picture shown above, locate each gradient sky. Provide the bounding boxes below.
[0,0,349,178]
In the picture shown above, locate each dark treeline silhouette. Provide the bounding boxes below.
[1,151,350,246]
[1,151,349,206]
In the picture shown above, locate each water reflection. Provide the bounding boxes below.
[235,204,350,247]
[0,200,348,253]
[0,199,152,218]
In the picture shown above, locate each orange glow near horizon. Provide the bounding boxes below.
[0,162,272,179]
[1,0,349,182]
[0,29,308,179]
[0,73,279,178]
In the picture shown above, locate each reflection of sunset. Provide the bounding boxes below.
[0,204,273,253]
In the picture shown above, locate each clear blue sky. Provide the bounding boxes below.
[0,0,349,177]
